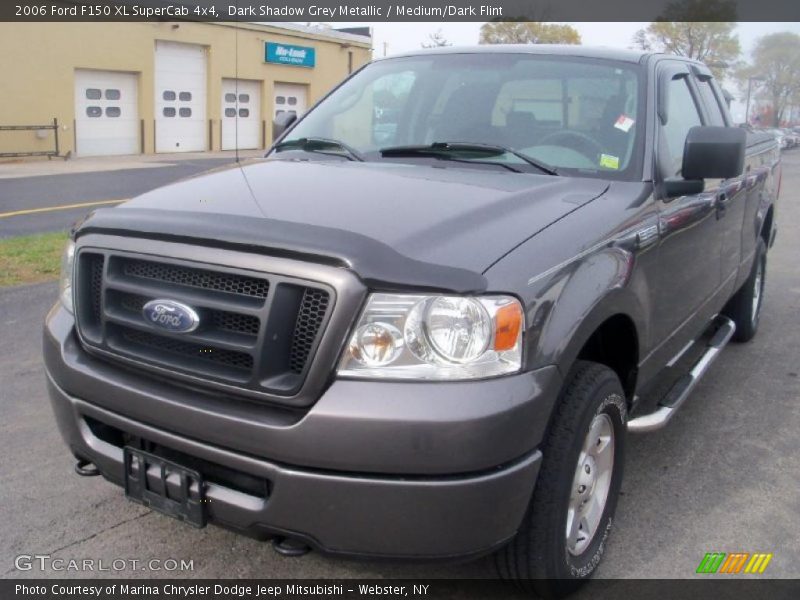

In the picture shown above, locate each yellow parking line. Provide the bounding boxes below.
[0,198,127,219]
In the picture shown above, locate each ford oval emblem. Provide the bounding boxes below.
[142,299,200,333]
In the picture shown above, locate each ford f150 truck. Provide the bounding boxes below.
[44,46,779,596]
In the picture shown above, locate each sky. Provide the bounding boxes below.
[329,21,799,59]
[314,21,800,121]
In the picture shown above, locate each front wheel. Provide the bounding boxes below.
[496,361,627,598]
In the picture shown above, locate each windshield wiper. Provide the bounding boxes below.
[273,137,366,162]
[380,142,558,175]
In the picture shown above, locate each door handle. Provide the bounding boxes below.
[715,193,728,219]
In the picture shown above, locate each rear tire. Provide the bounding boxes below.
[495,361,627,598]
[724,238,767,343]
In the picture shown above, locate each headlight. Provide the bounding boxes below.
[338,293,523,380]
[59,240,76,313]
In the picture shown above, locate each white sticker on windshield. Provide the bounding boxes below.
[614,114,635,133]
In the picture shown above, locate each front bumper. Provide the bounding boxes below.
[44,304,559,559]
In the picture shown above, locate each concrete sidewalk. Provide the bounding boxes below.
[0,149,264,180]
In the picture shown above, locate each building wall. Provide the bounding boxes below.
[0,22,372,156]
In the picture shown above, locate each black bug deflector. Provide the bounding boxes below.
[75,207,488,295]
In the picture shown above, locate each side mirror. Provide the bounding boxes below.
[681,126,746,180]
[272,112,298,142]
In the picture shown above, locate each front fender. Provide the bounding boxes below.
[527,246,649,377]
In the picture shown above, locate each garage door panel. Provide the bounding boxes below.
[155,41,207,153]
[221,79,261,150]
[75,69,138,156]
[273,83,307,121]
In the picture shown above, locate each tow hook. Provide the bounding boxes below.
[271,537,311,557]
[74,459,100,477]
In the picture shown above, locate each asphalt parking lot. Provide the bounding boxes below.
[1,153,798,590]
[0,155,247,238]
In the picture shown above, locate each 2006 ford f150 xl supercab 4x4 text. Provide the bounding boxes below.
[44,46,779,595]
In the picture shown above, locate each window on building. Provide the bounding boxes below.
[225,93,236,103]
[239,108,249,118]
[163,107,176,117]
[179,91,192,101]
[239,94,249,103]
[86,106,102,117]
[105,89,121,100]
[105,107,121,117]
[225,108,236,118]
[276,96,286,105]
[85,89,101,100]
[179,107,192,117]
[276,110,285,116]
[287,97,297,106]
[163,90,176,101]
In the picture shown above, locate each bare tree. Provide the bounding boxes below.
[631,0,740,80]
[421,29,452,49]
[479,21,581,45]
[737,32,800,126]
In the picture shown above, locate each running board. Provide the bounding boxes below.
[628,316,736,433]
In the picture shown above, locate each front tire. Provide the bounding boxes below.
[496,361,627,598]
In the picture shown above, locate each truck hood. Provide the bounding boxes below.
[76,160,608,293]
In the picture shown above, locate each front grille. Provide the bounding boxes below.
[289,288,330,374]
[74,250,334,399]
[117,292,261,336]
[119,327,255,371]
[123,259,270,298]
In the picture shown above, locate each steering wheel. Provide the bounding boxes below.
[538,130,604,161]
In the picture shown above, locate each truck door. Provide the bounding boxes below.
[691,67,748,300]
[652,63,724,350]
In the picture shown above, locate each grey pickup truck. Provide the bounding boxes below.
[45,46,779,595]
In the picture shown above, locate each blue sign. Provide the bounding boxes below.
[265,42,315,68]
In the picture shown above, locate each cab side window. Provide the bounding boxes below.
[661,77,702,176]
[696,79,726,126]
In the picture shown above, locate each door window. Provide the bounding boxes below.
[661,77,702,176]
[696,79,726,126]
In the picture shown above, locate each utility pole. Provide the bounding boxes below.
[745,76,765,126]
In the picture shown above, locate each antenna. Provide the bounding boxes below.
[234,1,240,164]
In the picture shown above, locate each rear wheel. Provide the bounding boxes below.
[724,238,767,343]
[496,361,627,598]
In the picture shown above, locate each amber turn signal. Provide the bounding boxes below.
[493,302,523,351]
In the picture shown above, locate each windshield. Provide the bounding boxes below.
[273,52,645,179]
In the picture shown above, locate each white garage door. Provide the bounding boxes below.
[273,83,307,120]
[74,70,138,156]
[155,41,207,153]
[221,79,261,150]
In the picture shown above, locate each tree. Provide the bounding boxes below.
[631,0,740,80]
[479,21,581,45]
[738,32,800,126]
[421,29,451,49]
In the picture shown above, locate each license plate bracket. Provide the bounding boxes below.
[123,447,206,528]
